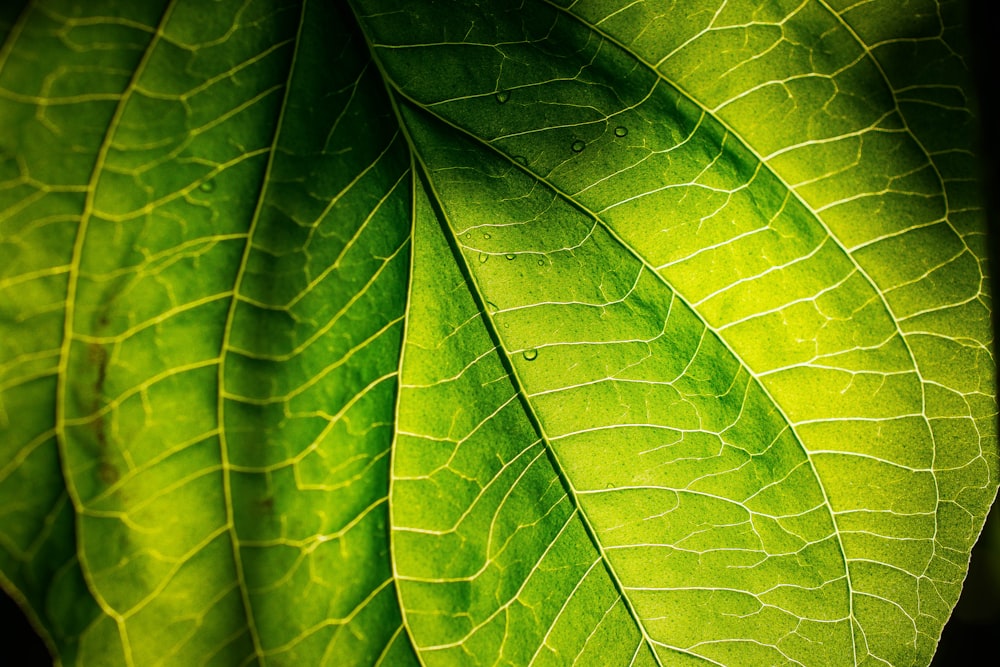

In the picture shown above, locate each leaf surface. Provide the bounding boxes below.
[0,1,994,666]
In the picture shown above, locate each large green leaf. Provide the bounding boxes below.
[0,1,994,665]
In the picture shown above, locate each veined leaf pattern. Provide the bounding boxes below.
[0,1,994,666]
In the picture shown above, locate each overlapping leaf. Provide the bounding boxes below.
[0,1,994,666]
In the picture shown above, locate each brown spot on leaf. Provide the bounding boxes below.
[92,415,106,449]
[97,461,119,485]
[86,343,108,451]
[87,343,107,394]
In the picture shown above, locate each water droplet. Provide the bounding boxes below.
[505,253,515,261]
[614,126,628,137]
[513,155,528,166]
[478,253,489,263]
[570,140,586,153]
[522,349,538,361]
[495,90,511,104]
[485,300,498,312]
[537,258,545,266]
[465,232,472,240]
[483,232,491,240]
[199,179,215,193]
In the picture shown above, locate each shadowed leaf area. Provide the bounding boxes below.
[0,1,995,665]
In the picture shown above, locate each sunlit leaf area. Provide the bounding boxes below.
[1,1,996,665]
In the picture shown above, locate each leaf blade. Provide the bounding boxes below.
[0,1,993,665]
[354,1,996,664]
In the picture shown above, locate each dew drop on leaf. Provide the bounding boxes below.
[485,300,498,312]
[478,252,489,263]
[522,349,538,361]
[537,258,545,266]
[483,232,491,239]
[570,140,586,153]
[614,125,628,137]
[199,179,215,193]
[494,90,510,104]
[505,253,515,261]
[513,155,527,166]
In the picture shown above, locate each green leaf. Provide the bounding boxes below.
[0,1,994,666]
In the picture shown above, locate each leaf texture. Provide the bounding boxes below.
[0,1,995,666]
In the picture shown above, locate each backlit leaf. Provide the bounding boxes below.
[0,1,994,665]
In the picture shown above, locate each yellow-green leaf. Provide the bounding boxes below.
[0,1,994,665]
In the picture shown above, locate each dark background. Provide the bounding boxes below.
[1,0,998,664]
[934,0,1000,660]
